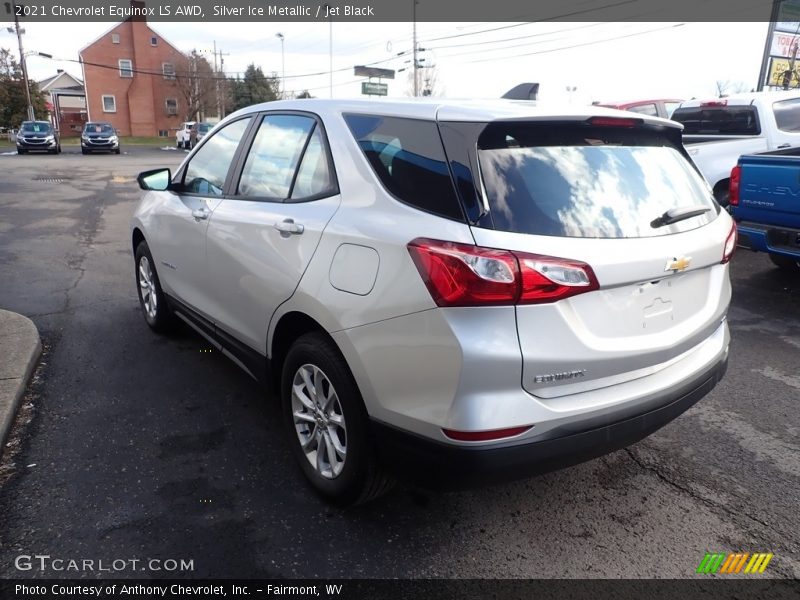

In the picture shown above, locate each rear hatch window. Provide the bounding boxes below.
[476,122,716,238]
[671,105,760,135]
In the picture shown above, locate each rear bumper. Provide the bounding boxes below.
[737,220,800,260]
[371,353,728,490]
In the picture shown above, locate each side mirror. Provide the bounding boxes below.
[137,168,172,191]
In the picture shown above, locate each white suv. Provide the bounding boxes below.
[132,99,734,504]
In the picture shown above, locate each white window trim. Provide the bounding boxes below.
[162,62,175,80]
[111,33,120,44]
[150,36,158,46]
[165,98,178,115]
[102,95,116,113]
[118,59,133,78]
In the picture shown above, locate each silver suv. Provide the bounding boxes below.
[131,99,734,504]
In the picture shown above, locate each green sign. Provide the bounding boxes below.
[361,82,388,96]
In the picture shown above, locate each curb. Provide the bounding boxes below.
[0,310,42,451]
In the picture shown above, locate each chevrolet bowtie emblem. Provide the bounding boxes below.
[665,256,691,272]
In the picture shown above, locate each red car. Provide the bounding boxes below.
[595,99,684,119]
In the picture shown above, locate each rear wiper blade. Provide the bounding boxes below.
[650,206,711,228]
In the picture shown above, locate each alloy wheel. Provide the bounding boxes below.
[291,364,347,479]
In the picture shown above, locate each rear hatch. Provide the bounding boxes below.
[442,117,733,398]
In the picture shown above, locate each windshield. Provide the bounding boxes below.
[85,123,114,134]
[21,122,52,133]
[476,123,716,238]
[198,124,211,133]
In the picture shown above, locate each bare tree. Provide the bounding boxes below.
[175,51,217,121]
[715,80,751,98]
[406,63,443,97]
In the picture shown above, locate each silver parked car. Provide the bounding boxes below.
[131,99,735,504]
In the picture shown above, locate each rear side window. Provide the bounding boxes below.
[773,98,800,132]
[238,114,315,199]
[476,123,715,239]
[344,114,463,221]
[671,106,760,135]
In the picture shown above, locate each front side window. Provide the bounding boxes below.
[183,118,251,196]
[773,98,800,132]
[237,114,315,199]
[119,59,133,78]
[344,114,462,220]
[102,95,116,112]
[474,122,716,238]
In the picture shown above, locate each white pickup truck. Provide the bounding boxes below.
[671,91,800,205]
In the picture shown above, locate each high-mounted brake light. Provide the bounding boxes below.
[407,238,599,307]
[728,165,741,207]
[722,222,737,264]
[442,425,532,442]
[700,100,728,107]
[587,116,641,128]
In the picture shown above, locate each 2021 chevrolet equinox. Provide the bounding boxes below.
[131,99,734,504]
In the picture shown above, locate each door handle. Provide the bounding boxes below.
[274,219,304,236]
[777,143,791,149]
[191,207,211,220]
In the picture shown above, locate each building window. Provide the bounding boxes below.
[165,98,178,115]
[102,95,116,113]
[118,59,133,78]
[162,63,175,80]
[158,130,169,137]
[151,36,158,46]
[111,33,120,44]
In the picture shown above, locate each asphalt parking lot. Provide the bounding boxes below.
[0,149,798,579]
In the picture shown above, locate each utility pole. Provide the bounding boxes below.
[213,40,219,118]
[219,55,226,116]
[10,1,34,120]
[412,0,418,96]
[276,32,285,99]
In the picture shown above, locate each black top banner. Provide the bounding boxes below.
[0,0,783,23]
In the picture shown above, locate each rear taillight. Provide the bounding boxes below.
[407,238,599,307]
[722,222,737,264]
[587,116,641,128]
[729,165,741,207]
[700,100,728,107]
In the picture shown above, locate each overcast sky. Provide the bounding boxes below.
[3,21,771,103]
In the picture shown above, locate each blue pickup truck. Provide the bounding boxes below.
[730,151,800,273]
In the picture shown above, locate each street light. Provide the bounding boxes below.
[276,32,285,99]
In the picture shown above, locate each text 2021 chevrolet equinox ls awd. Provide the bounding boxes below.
[131,99,734,504]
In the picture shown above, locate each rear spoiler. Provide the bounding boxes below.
[501,83,539,101]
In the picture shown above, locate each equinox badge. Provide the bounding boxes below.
[664,256,691,273]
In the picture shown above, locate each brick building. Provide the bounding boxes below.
[79,2,186,137]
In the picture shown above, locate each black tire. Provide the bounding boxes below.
[281,332,394,505]
[115,148,121,155]
[81,149,88,155]
[134,241,177,333]
[769,253,800,273]
[17,149,26,155]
